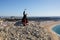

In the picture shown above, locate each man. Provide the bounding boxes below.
[22,9,28,26]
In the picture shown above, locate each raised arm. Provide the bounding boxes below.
[23,10,25,15]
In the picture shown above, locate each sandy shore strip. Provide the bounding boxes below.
[42,21,60,40]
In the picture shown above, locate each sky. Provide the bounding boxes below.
[0,0,60,17]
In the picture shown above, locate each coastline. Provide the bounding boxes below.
[51,24,60,36]
[43,21,60,40]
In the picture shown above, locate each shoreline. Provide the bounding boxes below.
[51,24,60,36]
[42,21,60,40]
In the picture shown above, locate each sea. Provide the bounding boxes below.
[52,25,60,36]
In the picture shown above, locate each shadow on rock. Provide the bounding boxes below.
[14,21,23,26]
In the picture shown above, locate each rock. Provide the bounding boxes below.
[0,21,52,40]
[0,37,3,40]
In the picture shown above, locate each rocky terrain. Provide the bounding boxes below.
[0,21,53,40]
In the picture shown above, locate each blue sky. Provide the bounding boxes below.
[0,0,60,17]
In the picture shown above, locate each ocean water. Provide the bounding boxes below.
[52,25,60,35]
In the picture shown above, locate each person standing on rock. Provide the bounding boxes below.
[22,9,28,26]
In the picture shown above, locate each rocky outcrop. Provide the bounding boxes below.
[0,21,52,40]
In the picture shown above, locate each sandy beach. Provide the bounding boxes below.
[40,21,60,40]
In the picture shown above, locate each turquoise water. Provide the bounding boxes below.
[52,25,60,35]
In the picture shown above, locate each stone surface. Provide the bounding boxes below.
[0,21,52,40]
